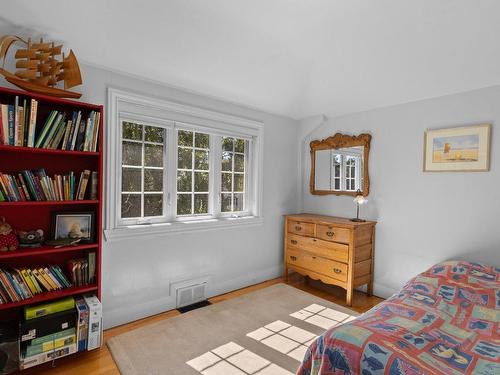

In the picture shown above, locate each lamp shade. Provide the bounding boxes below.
[354,190,367,205]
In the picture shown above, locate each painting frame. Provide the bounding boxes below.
[423,124,491,172]
[51,211,95,243]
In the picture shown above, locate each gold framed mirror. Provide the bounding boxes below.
[310,133,371,196]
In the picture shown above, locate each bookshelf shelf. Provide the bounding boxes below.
[0,200,99,207]
[0,144,99,156]
[0,284,98,311]
[0,243,98,260]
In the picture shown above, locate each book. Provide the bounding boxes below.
[25,333,76,357]
[61,119,72,150]
[20,343,77,370]
[75,298,89,351]
[77,169,91,200]
[23,98,29,146]
[83,111,94,151]
[14,96,20,146]
[7,104,14,145]
[88,252,96,284]
[41,112,64,148]
[24,296,75,320]
[74,114,87,151]
[90,171,98,200]
[28,99,38,147]
[70,111,81,150]
[91,111,100,151]
[35,110,57,148]
[18,104,25,146]
[0,104,8,145]
[30,327,75,346]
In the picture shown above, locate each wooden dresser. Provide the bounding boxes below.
[283,214,376,306]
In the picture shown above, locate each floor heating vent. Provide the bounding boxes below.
[176,282,207,309]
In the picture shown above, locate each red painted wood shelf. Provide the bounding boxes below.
[0,285,98,311]
[0,200,99,207]
[0,243,98,260]
[0,144,99,156]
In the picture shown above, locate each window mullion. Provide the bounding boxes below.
[141,127,145,218]
[211,136,221,217]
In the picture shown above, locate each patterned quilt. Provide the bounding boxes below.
[297,261,500,375]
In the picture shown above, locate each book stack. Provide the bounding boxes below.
[67,253,96,287]
[0,168,95,202]
[0,97,38,147]
[20,297,78,369]
[34,110,100,151]
[0,266,72,304]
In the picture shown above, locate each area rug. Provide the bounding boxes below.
[107,283,359,375]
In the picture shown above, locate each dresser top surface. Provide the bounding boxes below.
[285,213,376,227]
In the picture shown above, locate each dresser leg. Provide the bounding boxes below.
[367,281,373,297]
[283,265,288,282]
[346,288,353,306]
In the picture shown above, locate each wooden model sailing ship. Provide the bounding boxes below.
[0,35,82,99]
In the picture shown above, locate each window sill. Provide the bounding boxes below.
[104,216,264,241]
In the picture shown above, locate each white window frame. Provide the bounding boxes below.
[330,149,363,191]
[105,88,264,241]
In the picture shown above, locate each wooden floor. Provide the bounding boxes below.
[24,274,383,375]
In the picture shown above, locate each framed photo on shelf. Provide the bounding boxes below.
[51,212,95,243]
[424,124,491,172]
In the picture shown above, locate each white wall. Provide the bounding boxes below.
[299,86,500,298]
[1,65,299,328]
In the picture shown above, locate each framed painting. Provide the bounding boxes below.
[424,124,491,172]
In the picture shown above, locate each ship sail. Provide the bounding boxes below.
[61,50,82,89]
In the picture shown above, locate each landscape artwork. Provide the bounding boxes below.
[432,134,479,163]
[424,124,491,172]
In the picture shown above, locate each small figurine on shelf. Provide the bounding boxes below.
[0,217,19,251]
[18,229,44,248]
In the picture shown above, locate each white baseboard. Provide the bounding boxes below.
[103,265,282,329]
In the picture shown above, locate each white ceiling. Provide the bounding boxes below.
[2,1,500,119]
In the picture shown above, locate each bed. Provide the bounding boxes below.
[297,260,500,375]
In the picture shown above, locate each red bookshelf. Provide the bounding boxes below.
[0,87,103,325]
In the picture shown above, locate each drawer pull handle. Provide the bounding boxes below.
[295,225,302,231]
[291,240,298,245]
[290,256,297,261]
[326,231,335,237]
[333,268,342,274]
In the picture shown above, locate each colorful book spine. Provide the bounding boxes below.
[7,105,15,145]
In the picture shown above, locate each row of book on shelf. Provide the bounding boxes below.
[0,295,102,372]
[0,168,97,202]
[0,96,100,152]
[0,252,95,304]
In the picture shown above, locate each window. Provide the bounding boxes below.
[121,122,165,221]
[345,156,357,191]
[221,137,247,213]
[331,152,361,191]
[177,130,210,216]
[107,87,263,239]
[332,154,341,191]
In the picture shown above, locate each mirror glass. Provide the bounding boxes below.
[314,147,364,192]
[310,133,371,196]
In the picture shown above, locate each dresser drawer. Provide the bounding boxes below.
[286,249,348,282]
[316,224,350,244]
[287,234,348,263]
[287,220,315,237]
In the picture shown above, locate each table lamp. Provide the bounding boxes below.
[351,190,367,222]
